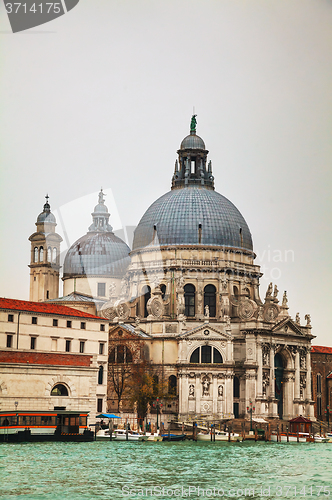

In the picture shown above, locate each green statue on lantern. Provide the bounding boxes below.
[190,114,197,133]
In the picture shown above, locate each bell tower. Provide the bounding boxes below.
[28,196,62,301]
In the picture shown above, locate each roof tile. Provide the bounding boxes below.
[0,297,107,320]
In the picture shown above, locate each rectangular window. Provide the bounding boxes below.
[67,320,72,328]
[79,341,85,353]
[99,343,104,355]
[53,319,58,327]
[201,345,212,364]
[30,337,36,350]
[8,314,14,322]
[6,335,13,348]
[46,290,49,299]
[97,283,106,297]
[80,322,86,330]
[51,338,57,351]
[65,340,71,352]
[100,324,105,332]
[97,398,103,413]
[32,317,37,325]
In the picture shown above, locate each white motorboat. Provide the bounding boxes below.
[140,432,163,442]
[96,428,143,441]
[314,434,330,443]
[96,428,110,441]
[197,430,242,442]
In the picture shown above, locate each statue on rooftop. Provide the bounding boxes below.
[190,114,197,133]
[98,189,105,204]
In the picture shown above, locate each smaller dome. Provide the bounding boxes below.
[37,201,56,224]
[63,233,130,277]
[180,133,205,150]
[93,203,108,214]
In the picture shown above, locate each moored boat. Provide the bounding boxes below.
[0,410,94,443]
[270,432,309,443]
[314,434,330,443]
[161,433,186,441]
[197,430,242,442]
[111,429,142,441]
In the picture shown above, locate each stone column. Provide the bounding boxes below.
[269,347,275,398]
[294,350,300,400]
[195,374,201,414]
[226,339,233,362]
[306,349,311,400]
[212,375,218,414]
[179,374,186,416]
[257,343,263,398]
[225,375,233,418]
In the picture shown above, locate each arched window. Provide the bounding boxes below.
[108,345,132,364]
[168,375,177,395]
[184,284,195,317]
[98,365,104,385]
[34,247,38,262]
[53,247,57,263]
[233,285,239,298]
[204,285,216,317]
[142,285,151,318]
[39,247,44,262]
[47,247,52,262]
[161,284,166,300]
[190,346,223,364]
[51,384,68,396]
[233,376,240,398]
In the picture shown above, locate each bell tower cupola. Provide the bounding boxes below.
[28,195,62,301]
[172,115,215,190]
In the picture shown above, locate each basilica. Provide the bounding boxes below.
[1,117,316,423]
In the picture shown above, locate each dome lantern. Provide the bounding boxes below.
[172,115,214,190]
[88,188,113,233]
[133,118,253,253]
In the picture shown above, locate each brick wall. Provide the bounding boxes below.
[311,351,332,422]
[0,350,92,367]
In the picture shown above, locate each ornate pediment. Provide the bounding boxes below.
[178,324,231,341]
[271,317,304,336]
[109,323,152,339]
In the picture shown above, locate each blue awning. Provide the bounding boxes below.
[96,413,121,419]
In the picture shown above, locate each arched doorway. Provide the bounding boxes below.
[274,353,284,419]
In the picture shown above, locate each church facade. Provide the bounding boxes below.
[2,116,316,423]
[98,117,315,421]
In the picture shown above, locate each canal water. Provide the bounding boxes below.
[1,441,331,500]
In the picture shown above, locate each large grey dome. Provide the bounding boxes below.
[63,232,130,277]
[132,186,253,252]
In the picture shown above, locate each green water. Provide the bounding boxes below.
[0,441,331,500]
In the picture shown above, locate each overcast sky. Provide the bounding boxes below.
[0,0,331,346]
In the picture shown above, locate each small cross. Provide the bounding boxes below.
[45,194,49,203]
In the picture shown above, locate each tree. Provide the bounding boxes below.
[107,327,143,413]
[129,360,164,420]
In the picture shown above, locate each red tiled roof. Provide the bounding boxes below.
[0,297,107,320]
[311,345,332,354]
[0,350,93,367]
